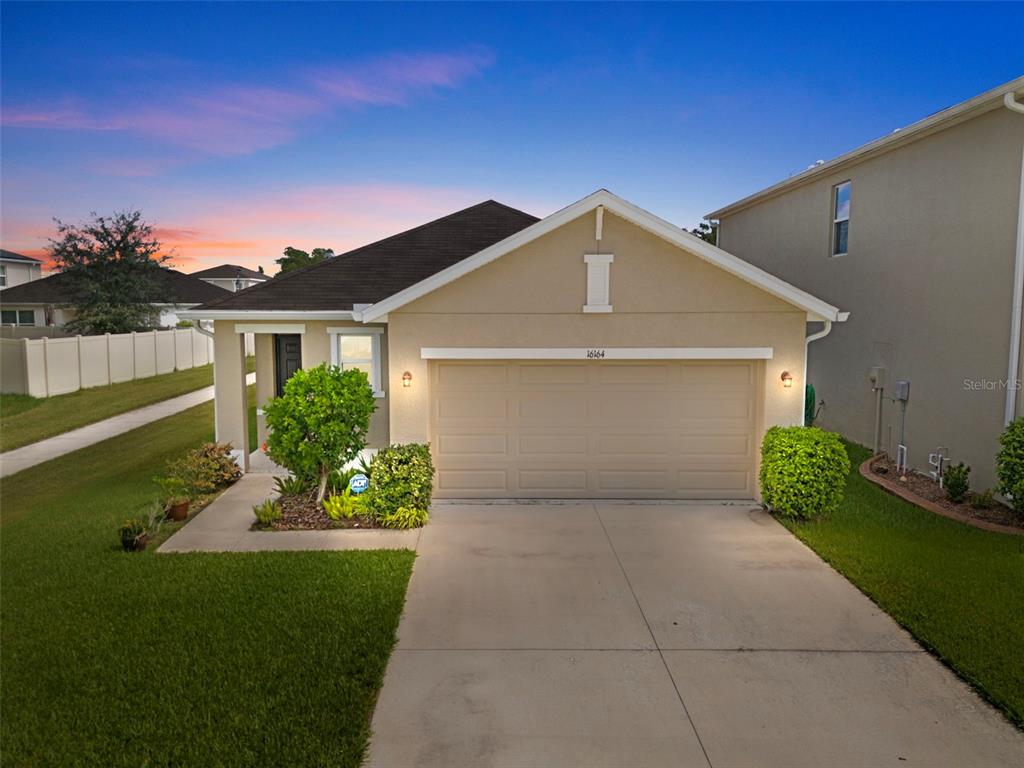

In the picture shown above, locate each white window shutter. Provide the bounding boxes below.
[583,254,613,313]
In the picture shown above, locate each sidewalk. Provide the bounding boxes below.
[0,373,255,478]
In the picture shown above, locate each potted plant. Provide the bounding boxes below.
[119,518,149,551]
[157,476,191,521]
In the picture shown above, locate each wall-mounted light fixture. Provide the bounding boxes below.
[402,371,413,388]
[781,371,793,388]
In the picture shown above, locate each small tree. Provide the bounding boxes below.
[48,210,169,334]
[264,364,376,503]
[275,246,335,274]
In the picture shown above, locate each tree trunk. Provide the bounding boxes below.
[316,470,329,504]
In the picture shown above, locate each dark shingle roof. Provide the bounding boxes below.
[193,200,539,312]
[191,264,267,280]
[0,249,43,263]
[0,268,230,305]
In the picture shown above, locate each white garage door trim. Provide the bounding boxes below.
[421,346,774,360]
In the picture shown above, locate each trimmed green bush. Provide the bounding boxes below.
[161,442,241,497]
[364,443,435,520]
[264,364,376,503]
[997,418,1024,512]
[943,462,970,503]
[759,426,850,519]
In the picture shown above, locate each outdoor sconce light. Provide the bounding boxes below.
[781,371,793,388]
[402,371,413,388]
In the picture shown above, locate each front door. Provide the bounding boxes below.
[274,334,301,396]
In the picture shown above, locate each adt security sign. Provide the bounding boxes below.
[349,473,369,494]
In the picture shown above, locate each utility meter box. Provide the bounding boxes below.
[894,380,911,402]
[869,366,886,387]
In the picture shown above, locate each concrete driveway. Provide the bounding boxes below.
[368,502,1024,767]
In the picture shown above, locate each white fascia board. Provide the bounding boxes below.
[360,189,846,323]
[176,309,357,321]
[234,323,305,334]
[421,347,774,360]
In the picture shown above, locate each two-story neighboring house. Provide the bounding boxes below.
[0,250,44,298]
[706,76,1024,490]
[191,264,268,292]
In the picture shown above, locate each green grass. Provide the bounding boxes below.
[781,441,1024,727]
[1,395,414,766]
[1,357,255,453]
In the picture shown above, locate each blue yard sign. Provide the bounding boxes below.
[349,473,369,494]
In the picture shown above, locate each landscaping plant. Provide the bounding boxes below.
[323,489,363,521]
[118,504,162,551]
[274,475,310,496]
[252,499,282,528]
[759,426,850,519]
[970,488,996,510]
[264,364,376,503]
[364,443,435,524]
[379,506,429,530]
[943,462,971,503]
[156,442,241,501]
[996,418,1024,512]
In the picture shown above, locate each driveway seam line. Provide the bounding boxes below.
[592,502,715,768]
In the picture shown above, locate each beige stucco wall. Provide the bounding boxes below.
[717,106,1024,489]
[386,209,809,474]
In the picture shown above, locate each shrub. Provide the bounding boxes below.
[264,364,376,503]
[160,442,241,498]
[970,488,996,510]
[155,475,190,505]
[323,489,364,521]
[274,475,310,496]
[943,462,970,503]
[379,506,429,530]
[997,418,1024,512]
[759,426,850,519]
[252,499,282,528]
[364,443,435,520]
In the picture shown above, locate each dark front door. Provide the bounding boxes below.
[274,334,301,396]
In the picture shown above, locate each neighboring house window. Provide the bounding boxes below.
[831,181,851,257]
[1,309,35,326]
[0,265,6,287]
[328,327,384,397]
[234,279,244,291]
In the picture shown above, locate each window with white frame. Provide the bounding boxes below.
[329,327,384,397]
[1,309,35,326]
[0,265,6,288]
[831,181,851,257]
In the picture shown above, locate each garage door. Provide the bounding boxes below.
[429,360,760,499]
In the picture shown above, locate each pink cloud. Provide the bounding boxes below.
[2,49,494,158]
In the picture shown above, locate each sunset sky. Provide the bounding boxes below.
[2,2,1021,274]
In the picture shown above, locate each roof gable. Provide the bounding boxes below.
[359,190,846,322]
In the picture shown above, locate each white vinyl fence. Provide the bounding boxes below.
[0,328,216,398]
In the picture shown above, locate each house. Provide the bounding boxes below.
[706,76,1024,490]
[191,264,268,292]
[0,251,44,300]
[180,190,846,498]
[0,267,230,329]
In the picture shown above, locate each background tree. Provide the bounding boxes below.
[264,364,376,503]
[49,210,168,334]
[275,246,335,273]
[689,220,718,246]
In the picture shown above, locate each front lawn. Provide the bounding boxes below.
[1,397,414,766]
[781,441,1024,727]
[0,357,255,453]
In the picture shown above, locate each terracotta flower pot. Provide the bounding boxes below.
[167,500,190,522]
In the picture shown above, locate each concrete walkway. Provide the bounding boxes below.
[158,473,421,552]
[0,373,255,478]
[368,502,1024,767]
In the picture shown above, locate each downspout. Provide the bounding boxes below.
[803,320,833,426]
[195,320,219,440]
[1003,93,1024,425]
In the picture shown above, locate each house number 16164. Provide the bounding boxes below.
[586,349,606,359]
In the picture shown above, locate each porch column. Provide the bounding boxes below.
[213,320,249,471]
[254,333,275,449]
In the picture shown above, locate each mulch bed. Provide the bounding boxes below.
[260,489,382,531]
[868,455,1024,531]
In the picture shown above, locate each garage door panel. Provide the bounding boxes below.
[430,361,758,499]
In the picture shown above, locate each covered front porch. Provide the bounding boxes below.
[208,318,390,472]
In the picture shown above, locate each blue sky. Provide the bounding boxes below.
[2,1,1021,272]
